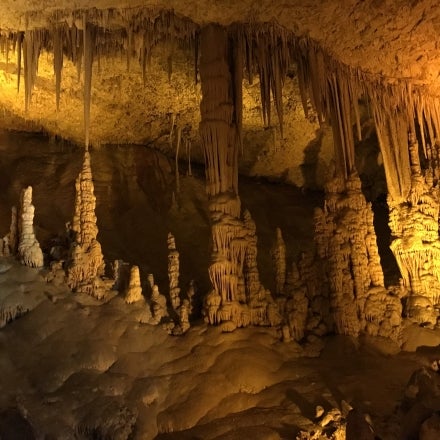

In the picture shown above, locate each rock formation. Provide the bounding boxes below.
[112,259,130,292]
[200,25,277,330]
[8,206,18,256]
[167,232,181,310]
[271,227,286,296]
[150,284,168,325]
[66,150,105,298]
[125,265,143,304]
[283,262,309,342]
[387,132,440,326]
[314,171,398,338]
[17,186,44,268]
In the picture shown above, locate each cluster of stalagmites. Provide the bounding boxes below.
[312,171,402,342]
[3,145,199,334]
[388,133,440,327]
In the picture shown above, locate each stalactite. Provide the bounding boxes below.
[83,15,95,149]
[23,29,45,112]
[175,126,181,194]
[53,25,64,112]
[16,32,23,93]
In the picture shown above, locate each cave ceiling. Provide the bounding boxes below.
[2,0,440,87]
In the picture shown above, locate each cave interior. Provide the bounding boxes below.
[2,1,440,439]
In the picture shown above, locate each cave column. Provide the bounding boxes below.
[372,100,440,326]
[199,24,242,324]
[199,24,273,329]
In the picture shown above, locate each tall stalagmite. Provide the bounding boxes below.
[167,232,181,310]
[66,150,105,298]
[18,186,44,268]
[314,172,396,338]
[271,227,287,296]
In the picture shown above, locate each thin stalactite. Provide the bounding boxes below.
[16,32,23,93]
[53,25,64,112]
[83,16,96,149]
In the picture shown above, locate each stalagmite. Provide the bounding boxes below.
[173,299,191,335]
[112,259,130,292]
[185,280,196,316]
[271,227,286,296]
[125,265,143,304]
[17,186,44,268]
[314,171,387,337]
[167,232,181,309]
[150,284,168,325]
[8,206,18,256]
[283,262,309,341]
[66,150,105,298]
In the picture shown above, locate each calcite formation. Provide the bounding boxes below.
[388,133,440,326]
[1,206,17,257]
[271,227,287,296]
[17,186,44,268]
[314,171,395,338]
[125,265,143,304]
[167,232,181,310]
[66,150,105,298]
[8,206,18,256]
[112,259,130,292]
[150,284,168,325]
[282,262,309,342]
[200,24,277,330]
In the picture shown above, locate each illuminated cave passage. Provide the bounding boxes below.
[2,1,440,439]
